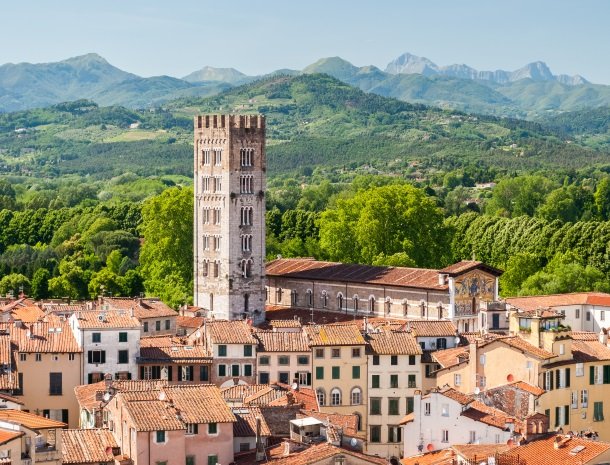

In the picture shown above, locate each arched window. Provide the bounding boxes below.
[420,300,426,317]
[331,388,341,406]
[213,261,220,278]
[353,295,359,312]
[351,387,362,405]
[368,296,376,314]
[209,293,214,312]
[337,293,344,311]
[321,291,328,308]
[306,289,313,308]
[402,299,409,316]
[291,290,298,307]
[385,297,392,315]
[277,287,283,302]
[317,388,325,406]
[201,260,209,277]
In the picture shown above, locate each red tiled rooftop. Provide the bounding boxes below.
[501,434,610,465]
[506,292,610,311]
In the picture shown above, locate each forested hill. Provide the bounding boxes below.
[1,74,609,181]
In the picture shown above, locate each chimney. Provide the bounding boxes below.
[600,328,608,345]
[255,416,265,461]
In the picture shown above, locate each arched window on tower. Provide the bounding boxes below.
[368,296,376,314]
[291,290,298,307]
[337,293,344,311]
[306,289,313,308]
[244,294,249,313]
[353,295,359,313]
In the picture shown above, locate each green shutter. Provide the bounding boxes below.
[550,371,554,390]
[316,367,324,380]
[352,366,360,379]
[564,405,569,425]
[555,406,560,427]
[604,365,610,384]
[555,369,560,388]
[566,368,571,388]
[332,366,340,379]
[372,375,380,388]
[407,397,414,414]
[590,366,595,385]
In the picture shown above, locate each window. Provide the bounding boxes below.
[92,333,101,343]
[594,402,604,422]
[408,374,416,388]
[576,363,584,377]
[240,207,253,226]
[165,320,170,330]
[389,398,399,415]
[143,322,149,333]
[480,354,486,365]
[587,311,591,321]
[240,175,253,194]
[35,353,42,362]
[69,353,75,361]
[214,149,222,166]
[186,456,195,465]
[317,389,325,406]
[602,311,606,321]
[332,366,340,379]
[441,429,449,443]
[118,350,129,364]
[49,373,62,396]
[240,148,253,167]
[441,403,449,417]
[244,345,253,357]
[351,348,361,358]
[118,332,127,342]
[297,355,309,365]
[218,345,227,357]
[370,398,381,415]
[409,355,416,365]
[575,308,580,319]
[180,366,194,381]
[244,364,252,377]
[259,356,270,366]
[278,356,289,365]
[186,423,199,435]
[437,338,448,350]
[298,372,310,386]
[469,431,476,444]
[203,149,211,165]
[406,397,414,414]
[391,355,398,365]
[218,365,226,377]
[207,456,218,465]
[581,389,589,408]
[424,402,431,416]
[208,423,218,434]
[200,366,209,382]
[279,372,289,384]
[351,388,361,405]
[231,364,240,376]
[352,366,360,379]
[372,355,379,365]
[331,348,340,358]
[156,430,166,443]
[19,353,26,362]
[454,373,462,386]
[259,372,269,384]
[316,367,324,380]
[331,388,341,406]
[571,391,578,409]
[370,425,381,443]
[387,425,401,443]
[559,343,565,355]
[156,321,161,331]
[87,350,106,364]
[372,374,380,388]
[390,374,398,388]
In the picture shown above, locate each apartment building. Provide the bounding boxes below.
[254,330,311,385]
[99,297,178,336]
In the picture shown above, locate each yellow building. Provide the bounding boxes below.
[305,324,368,432]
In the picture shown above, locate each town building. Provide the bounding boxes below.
[99,297,178,336]
[194,114,267,323]
[265,258,502,333]
[204,320,257,387]
[253,330,311,385]
[61,429,119,465]
[69,310,141,384]
[365,327,422,460]
[232,406,270,454]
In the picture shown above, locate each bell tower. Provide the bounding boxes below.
[193,114,266,323]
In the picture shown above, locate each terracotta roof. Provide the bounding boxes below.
[461,400,512,429]
[572,340,610,362]
[259,405,302,436]
[100,298,176,319]
[510,381,545,396]
[139,335,210,363]
[233,406,271,437]
[176,316,204,329]
[74,380,168,411]
[0,298,34,313]
[438,387,474,406]
[501,434,610,465]
[270,319,302,328]
[11,305,45,322]
[205,320,256,344]
[507,292,610,311]
[0,409,66,429]
[0,430,23,445]
[290,387,318,411]
[266,257,448,291]
[406,320,457,337]
[123,399,185,431]
[72,310,141,329]
[162,384,235,424]
[402,449,455,465]
[570,331,598,341]
[255,330,310,352]
[5,320,81,353]
[439,260,503,277]
[260,441,387,465]
[264,306,364,325]
[222,384,272,403]
[497,336,556,360]
[304,324,365,346]
[0,392,23,405]
[400,412,414,425]
[244,386,288,406]
[452,444,514,460]
[513,309,565,319]
[42,303,86,314]
[366,329,422,355]
[432,346,469,369]
[62,429,117,464]
[297,411,360,437]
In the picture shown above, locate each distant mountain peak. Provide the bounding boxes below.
[182,66,248,84]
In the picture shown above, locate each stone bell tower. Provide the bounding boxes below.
[193,114,266,323]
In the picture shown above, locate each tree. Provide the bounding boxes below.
[319,184,449,267]
[31,268,51,299]
[485,175,557,217]
[139,187,193,308]
[499,253,543,297]
[0,273,30,297]
[537,185,593,222]
[595,177,610,220]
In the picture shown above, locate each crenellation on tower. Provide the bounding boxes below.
[193,114,266,323]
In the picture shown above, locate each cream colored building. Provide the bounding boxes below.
[254,329,311,386]
[305,324,368,434]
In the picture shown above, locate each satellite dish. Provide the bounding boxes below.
[102,392,111,402]
[350,437,358,447]
[291,382,298,390]
[507,438,514,446]
[454,336,461,345]
[427,443,434,452]
[507,373,514,382]
[158,391,167,401]
[474,387,481,395]
[195,330,201,339]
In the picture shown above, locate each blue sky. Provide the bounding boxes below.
[2,0,608,83]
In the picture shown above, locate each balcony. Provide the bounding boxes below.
[34,446,60,462]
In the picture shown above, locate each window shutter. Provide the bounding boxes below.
[62,409,69,424]
[550,371,554,390]
[127,372,132,380]
[590,366,595,385]
[88,351,92,364]
[168,366,173,381]
[564,405,569,425]
[555,406,560,427]
[87,373,93,384]
[178,366,183,381]
[604,365,610,384]
[140,366,145,379]
[566,368,571,388]
[101,351,106,364]
[555,369,561,388]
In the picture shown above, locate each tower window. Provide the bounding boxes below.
[240,175,253,194]
[241,234,252,252]
[203,208,210,224]
[240,207,253,226]
[202,176,211,193]
[202,260,209,277]
[214,149,222,166]
[214,236,221,251]
[202,149,211,166]
[240,148,253,167]
[213,261,220,278]
[241,259,253,278]
[214,208,221,225]
[203,235,210,251]
[213,176,222,192]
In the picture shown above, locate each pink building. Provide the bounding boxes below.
[106,384,236,465]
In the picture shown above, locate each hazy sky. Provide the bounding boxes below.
[1,0,608,83]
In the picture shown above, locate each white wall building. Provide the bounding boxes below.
[69,310,141,384]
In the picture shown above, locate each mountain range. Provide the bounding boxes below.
[1,52,610,117]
